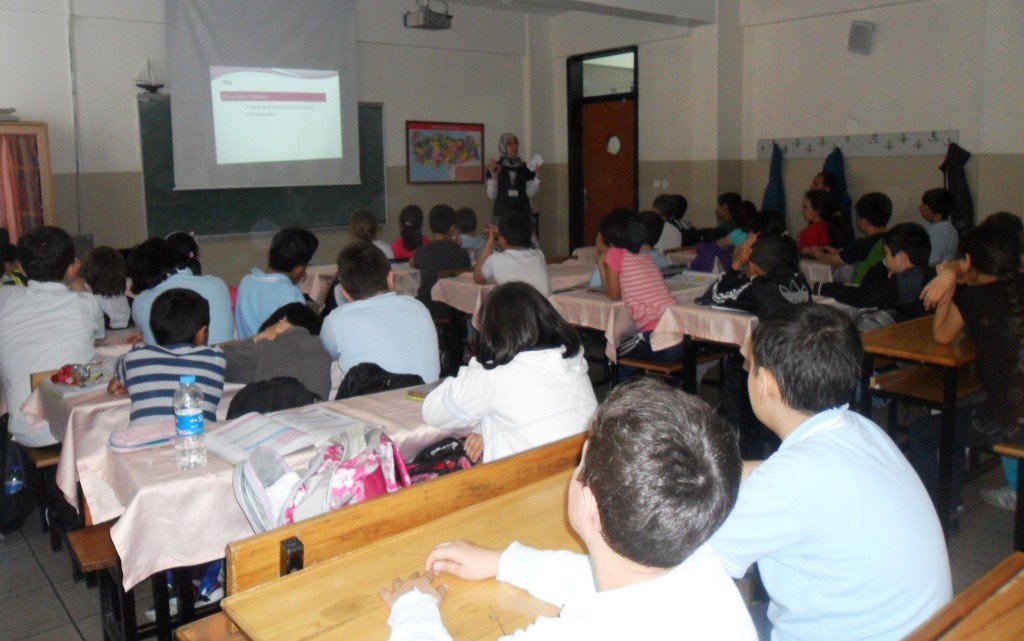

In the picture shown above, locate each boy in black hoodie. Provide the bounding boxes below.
[707,234,812,320]
[704,234,812,459]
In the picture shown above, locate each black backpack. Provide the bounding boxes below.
[0,415,34,535]
[227,377,323,420]
[335,363,424,401]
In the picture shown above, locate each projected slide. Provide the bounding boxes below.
[210,66,342,165]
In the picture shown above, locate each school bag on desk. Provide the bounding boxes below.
[234,422,411,533]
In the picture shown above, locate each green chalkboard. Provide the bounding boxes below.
[138,94,385,237]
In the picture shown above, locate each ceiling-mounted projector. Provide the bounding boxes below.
[404,0,451,30]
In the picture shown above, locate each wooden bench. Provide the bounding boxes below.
[614,350,723,389]
[903,551,1024,640]
[20,368,65,550]
[67,522,145,641]
[871,362,983,407]
[225,432,586,595]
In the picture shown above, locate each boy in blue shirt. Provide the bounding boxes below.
[235,227,318,338]
[708,304,950,641]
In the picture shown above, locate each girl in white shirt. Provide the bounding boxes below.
[422,281,597,463]
[78,245,131,329]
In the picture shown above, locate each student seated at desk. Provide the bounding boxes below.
[350,208,395,261]
[596,208,681,367]
[474,209,550,296]
[0,226,105,447]
[705,234,810,459]
[392,205,429,262]
[382,379,757,640]
[809,192,892,285]
[221,302,332,401]
[909,221,1024,513]
[235,227,318,339]
[637,210,670,269]
[651,193,692,250]
[918,188,959,266]
[816,223,935,329]
[109,288,225,427]
[708,304,951,641]
[72,246,131,329]
[421,282,597,463]
[128,237,235,345]
[454,207,485,258]
[321,242,440,384]
[411,204,472,319]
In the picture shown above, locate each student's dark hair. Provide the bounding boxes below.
[259,302,323,336]
[16,226,77,283]
[804,189,838,221]
[580,379,741,568]
[165,231,201,274]
[639,210,665,247]
[337,241,389,301]
[652,194,678,220]
[884,223,931,268]
[854,192,893,228]
[454,207,477,234]
[817,171,838,191]
[126,237,178,295]
[428,204,457,235]
[961,223,1024,390]
[734,200,757,232]
[79,246,127,297]
[752,304,862,413]
[477,282,582,370]
[398,205,425,252]
[349,209,380,243]
[150,288,209,346]
[597,208,644,253]
[982,211,1023,234]
[717,192,743,214]
[751,209,787,237]
[498,209,533,248]
[750,235,799,273]
[673,194,689,220]
[921,188,954,220]
[269,227,318,273]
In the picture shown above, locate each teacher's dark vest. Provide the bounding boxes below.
[489,163,536,221]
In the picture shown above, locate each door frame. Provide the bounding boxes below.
[567,46,638,251]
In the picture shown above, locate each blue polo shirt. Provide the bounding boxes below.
[132,268,234,345]
[235,268,305,339]
[709,407,951,641]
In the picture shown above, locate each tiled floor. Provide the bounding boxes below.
[1,364,1018,639]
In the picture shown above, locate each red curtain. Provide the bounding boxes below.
[0,134,46,243]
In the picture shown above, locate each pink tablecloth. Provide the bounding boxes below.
[63,386,458,591]
[552,272,717,361]
[571,246,598,264]
[301,264,421,308]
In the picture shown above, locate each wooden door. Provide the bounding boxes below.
[581,98,635,245]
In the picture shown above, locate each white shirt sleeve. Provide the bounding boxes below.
[387,589,454,641]
[526,177,540,198]
[486,177,497,200]
[421,362,494,429]
[319,317,341,360]
[497,541,596,607]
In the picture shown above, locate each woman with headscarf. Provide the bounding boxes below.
[486,132,539,224]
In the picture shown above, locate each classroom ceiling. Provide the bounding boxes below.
[446,0,716,26]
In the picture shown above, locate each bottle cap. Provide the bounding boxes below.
[179,375,196,384]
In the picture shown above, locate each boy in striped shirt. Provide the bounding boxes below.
[108,288,226,426]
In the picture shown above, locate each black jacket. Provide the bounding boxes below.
[708,265,812,321]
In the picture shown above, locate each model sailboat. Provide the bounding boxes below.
[134,58,164,93]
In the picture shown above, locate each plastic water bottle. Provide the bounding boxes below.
[3,463,25,496]
[172,375,207,470]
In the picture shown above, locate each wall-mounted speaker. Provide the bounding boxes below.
[848,20,875,55]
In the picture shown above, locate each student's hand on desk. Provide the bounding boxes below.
[426,540,502,581]
[379,571,447,610]
[464,433,483,463]
[107,377,127,397]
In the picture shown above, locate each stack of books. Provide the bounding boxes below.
[0,108,19,122]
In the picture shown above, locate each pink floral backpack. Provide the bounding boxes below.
[233,424,410,532]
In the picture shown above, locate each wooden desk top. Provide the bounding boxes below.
[222,470,583,641]
[904,552,1024,640]
[860,316,976,368]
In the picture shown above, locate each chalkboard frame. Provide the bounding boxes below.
[138,94,386,238]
